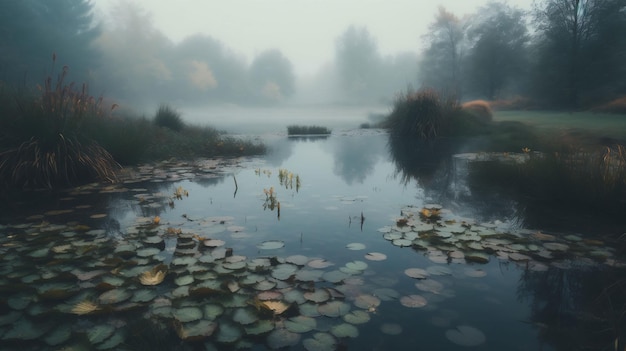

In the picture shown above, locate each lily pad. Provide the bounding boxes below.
[364,252,387,261]
[285,316,316,333]
[330,323,359,338]
[400,295,427,308]
[346,243,366,250]
[404,268,429,279]
[267,328,301,349]
[445,325,486,347]
[257,240,285,250]
[303,332,337,351]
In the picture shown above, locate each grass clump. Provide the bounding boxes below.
[287,125,331,135]
[383,89,456,139]
[461,100,493,123]
[0,62,120,189]
[154,104,184,131]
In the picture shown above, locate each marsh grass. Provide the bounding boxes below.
[469,143,626,216]
[154,104,184,131]
[287,125,331,135]
[461,100,493,123]
[0,61,120,189]
[383,89,457,139]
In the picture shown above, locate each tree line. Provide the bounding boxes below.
[0,1,295,106]
[418,0,626,109]
[1,0,625,109]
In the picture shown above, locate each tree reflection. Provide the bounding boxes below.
[517,266,626,350]
[387,134,461,189]
[329,134,385,185]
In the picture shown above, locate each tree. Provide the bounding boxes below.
[248,49,295,102]
[335,25,382,101]
[465,2,529,100]
[0,0,100,83]
[419,7,466,98]
[92,2,173,105]
[172,34,248,104]
[531,0,626,108]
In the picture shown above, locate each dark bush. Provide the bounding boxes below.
[154,104,184,132]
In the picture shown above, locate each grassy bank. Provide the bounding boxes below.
[287,125,331,136]
[383,89,626,224]
[0,69,265,190]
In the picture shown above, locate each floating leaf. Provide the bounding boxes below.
[173,307,203,323]
[257,240,285,250]
[71,300,99,315]
[233,308,259,325]
[404,268,429,279]
[245,320,274,335]
[308,259,334,269]
[139,264,167,286]
[445,325,486,347]
[174,320,217,341]
[330,323,359,338]
[88,324,115,344]
[364,252,387,261]
[354,294,380,310]
[304,289,330,303]
[267,328,300,349]
[346,243,366,250]
[303,332,337,351]
[285,316,316,333]
[343,310,370,324]
[400,295,427,308]
[380,323,403,335]
[318,301,350,317]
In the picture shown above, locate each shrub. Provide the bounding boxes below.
[383,88,459,139]
[287,125,331,135]
[0,62,120,189]
[591,96,626,114]
[461,100,493,123]
[154,104,184,132]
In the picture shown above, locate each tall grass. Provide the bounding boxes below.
[469,143,626,216]
[0,59,120,189]
[287,125,331,135]
[154,104,184,131]
[0,59,266,190]
[383,89,457,139]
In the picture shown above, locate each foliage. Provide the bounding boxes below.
[419,7,465,98]
[530,0,626,108]
[383,89,460,139]
[249,49,296,102]
[0,0,100,84]
[460,100,493,123]
[465,2,529,100]
[334,26,382,101]
[287,125,331,135]
[0,62,120,189]
[154,105,184,132]
[469,143,626,216]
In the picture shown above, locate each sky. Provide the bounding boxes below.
[93,0,534,76]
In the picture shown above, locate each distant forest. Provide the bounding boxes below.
[1,0,625,109]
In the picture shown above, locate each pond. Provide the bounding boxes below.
[0,129,624,351]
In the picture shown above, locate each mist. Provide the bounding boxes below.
[3,0,625,133]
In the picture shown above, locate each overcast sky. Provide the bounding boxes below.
[93,0,534,76]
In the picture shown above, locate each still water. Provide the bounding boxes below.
[0,130,624,350]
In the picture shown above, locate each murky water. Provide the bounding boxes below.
[0,130,624,350]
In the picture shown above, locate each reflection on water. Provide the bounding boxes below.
[0,130,624,350]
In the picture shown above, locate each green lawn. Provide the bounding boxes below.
[494,110,626,141]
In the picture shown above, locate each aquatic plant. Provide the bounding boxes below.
[154,104,184,132]
[468,143,626,220]
[287,125,331,136]
[383,89,454,139]
[278,168,300,191]
[0,57,120,188]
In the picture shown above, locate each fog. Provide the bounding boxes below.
[4,0,625,131]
